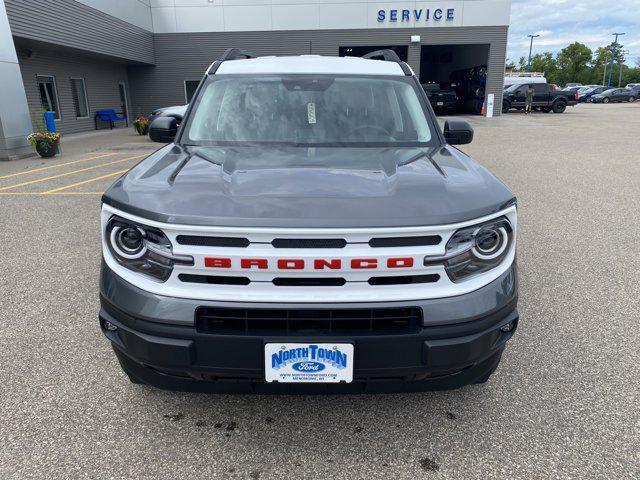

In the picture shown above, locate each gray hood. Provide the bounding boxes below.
[103,144,515,228]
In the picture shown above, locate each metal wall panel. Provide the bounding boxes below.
[16,43,132,135]
[5,0,154,65]
[128,26,507,117]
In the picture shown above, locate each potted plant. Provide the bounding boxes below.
[133,116,150,135]
[27,131,61,158]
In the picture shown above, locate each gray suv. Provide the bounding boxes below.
[99,49,518,393]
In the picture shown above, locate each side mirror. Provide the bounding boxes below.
[444,119,474,145]
[149,116,178,143]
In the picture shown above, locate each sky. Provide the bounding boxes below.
[507,0,640,66]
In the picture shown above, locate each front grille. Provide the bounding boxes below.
[369,235,441,248]
[176,235,250,247]
[196,307,423,335]
[271,238,347,249]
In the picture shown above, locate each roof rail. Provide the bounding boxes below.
[363,49,402,63]
[219,48,257,62]
[362,49,413,76]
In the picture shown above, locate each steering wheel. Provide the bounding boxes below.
[346,125,392,139]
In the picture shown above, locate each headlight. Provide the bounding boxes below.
[106,216,193,281]
[425,217,514,282]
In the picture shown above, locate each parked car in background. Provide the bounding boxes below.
[148,105,188,142]
[422,83,457,113]
[149,105,188,124]
[502,83,578,113]
[590,88,637,104]
[578,86,607,103]
[626,83,640,94]
[564,83,582,88]
[561,86,582,95]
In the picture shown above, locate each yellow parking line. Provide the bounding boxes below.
[0,192,104,196]
[0,152,118,180]
[0,154,145,192]
[42,169,130,194]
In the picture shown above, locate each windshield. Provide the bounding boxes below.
[182,75,436,147]
[504,84,522,93]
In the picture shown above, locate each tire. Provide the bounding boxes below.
[603,97,610,104]
[502,100,510,114]
[552,100,567,113]
[629,96,636,103]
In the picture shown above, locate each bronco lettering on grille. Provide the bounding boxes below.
[204,257,414,270]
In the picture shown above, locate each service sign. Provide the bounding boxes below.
[265,343,354,383]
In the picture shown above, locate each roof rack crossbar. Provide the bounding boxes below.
[219,48,257,62]
[362,49,402,63]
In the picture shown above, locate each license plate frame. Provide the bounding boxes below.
[264,343,354,384]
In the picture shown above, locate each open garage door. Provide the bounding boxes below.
[420,44,489,114]
[339,45,408,62]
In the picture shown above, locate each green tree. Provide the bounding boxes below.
[555,42,593,86]
[529,52,559,82]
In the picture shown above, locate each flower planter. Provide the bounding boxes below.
[35,140,57,158]
[135,124,149,136]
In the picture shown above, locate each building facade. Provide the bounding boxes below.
[0,0,511,160]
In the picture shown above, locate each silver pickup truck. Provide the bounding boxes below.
[99,49,518,393]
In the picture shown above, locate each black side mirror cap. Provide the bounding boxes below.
[149,116,178,143]
[444,119,474,145]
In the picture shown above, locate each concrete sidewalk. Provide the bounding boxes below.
[0,128,158,177]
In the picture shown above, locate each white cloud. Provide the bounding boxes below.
[507,0,640,65]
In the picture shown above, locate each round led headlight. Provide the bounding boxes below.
[110,225,146,259]
[104,215,194,282]
[472,226,508,260]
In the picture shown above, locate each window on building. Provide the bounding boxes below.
[36,75,61,120]
[70,78,89,118]
[185,80,200,103]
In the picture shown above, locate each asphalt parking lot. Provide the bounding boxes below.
[1,103,639,479]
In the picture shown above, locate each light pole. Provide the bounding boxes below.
[527,34,540,72]
[608,33,625,87]
[618,50,629,87]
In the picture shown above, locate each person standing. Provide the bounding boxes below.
[524,85,535,114]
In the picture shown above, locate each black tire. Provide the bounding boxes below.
[603,97,610,104]
[502,100,510,114]
[552,100,567,113]
[629,96,636,103]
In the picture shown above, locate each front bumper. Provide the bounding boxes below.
[99,261,519,393]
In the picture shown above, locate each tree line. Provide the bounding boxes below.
[508,41,640,87]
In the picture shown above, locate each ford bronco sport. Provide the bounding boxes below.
[100,49,518,393]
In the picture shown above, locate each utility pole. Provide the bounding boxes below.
[608,33,625,87]
[527,34,540,72]
[618,50,628,87]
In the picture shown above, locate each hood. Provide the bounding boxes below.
[103,144,515,228]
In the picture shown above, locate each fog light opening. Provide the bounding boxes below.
[500,321,515,333]
[104,320,118,332]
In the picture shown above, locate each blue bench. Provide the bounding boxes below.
[94,109,128,129]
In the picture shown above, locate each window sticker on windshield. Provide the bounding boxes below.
[307,102,316,124]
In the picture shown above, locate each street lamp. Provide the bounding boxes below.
[608,32,625,87]
[527,34,540,72]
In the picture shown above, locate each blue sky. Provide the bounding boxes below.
[508,0,640,66]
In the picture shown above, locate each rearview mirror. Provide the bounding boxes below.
[444,119,474,145]
[149,116,178,143]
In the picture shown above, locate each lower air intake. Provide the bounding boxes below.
[196,306,423,335]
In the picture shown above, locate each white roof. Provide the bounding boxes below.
[213,55,406,76]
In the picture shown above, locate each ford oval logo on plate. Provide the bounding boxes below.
[292,361,325,372]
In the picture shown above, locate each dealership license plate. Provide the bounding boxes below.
[437,101,444,106]
[264,343,354,383]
